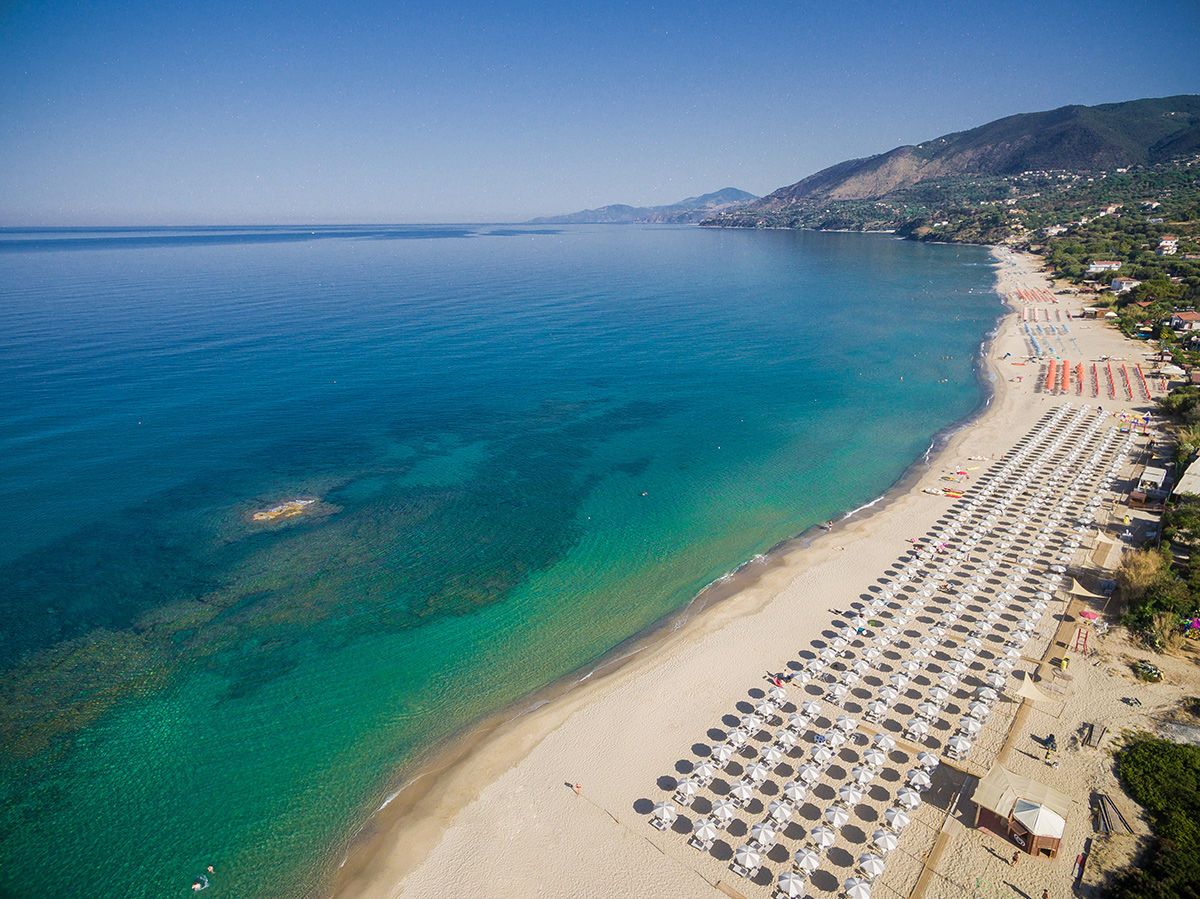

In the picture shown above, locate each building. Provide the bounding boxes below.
[1086,260,1122,274]
[1130,465,1170,508]
[973,766,1072,859]
[1171,311,1200,331]
[1110,278,1141,294]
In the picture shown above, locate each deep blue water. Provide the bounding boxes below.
[0,224,1001,898]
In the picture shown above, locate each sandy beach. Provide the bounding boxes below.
[330,247,1173,899]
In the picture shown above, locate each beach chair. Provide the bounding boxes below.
[688,834,715,852]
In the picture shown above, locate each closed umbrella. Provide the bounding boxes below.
[794,845,821,873]
[810,826,836,850]
[908,769,932,790]
[858,852,887,878]
[839,784,864,806]
[884,807,911,831]
[777,870,806,898]
[783,781,808,803]
[825,804,851,828]
[835,715,858,733]
[769,799,794,824]
[844,876,873,899]
[712,797,737,825]
[729,780,755,803]
[872,733,896,751]
[734,844,762,872]
[863,748,887,768]
[895,787,921,810]
[873,829,900,853]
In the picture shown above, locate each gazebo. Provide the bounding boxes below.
[972,765,1071,858]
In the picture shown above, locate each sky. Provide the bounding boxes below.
[1,0,1198,225]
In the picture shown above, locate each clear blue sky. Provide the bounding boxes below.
[1,0,1198,224]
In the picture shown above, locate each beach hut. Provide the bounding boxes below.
[972,765,1072,858]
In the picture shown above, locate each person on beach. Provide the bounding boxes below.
[1011,850,1021,867]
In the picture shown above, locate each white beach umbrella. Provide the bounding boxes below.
[795,845,822,873]
[906,718,930,739]
[760,744,784,766]
[810,825,836,850]
[916,701,940,720]
[947,735,972,756]
[844,875,873,899]
[835,715,858,733]
[842,671,862,687]
[963,636,983,649]
[879,686,900,703]
[872,733,897,752]
[863,748,887,768]
[912,648,931,662]
[955,648,977,663]
[769,685,788,704]
[729,780,755,803]
[895,787,922,810]
[938,673,959,690]
[947,661,969,676]
[652,800,677,825]
[930,626,948,637]
[985,610,1002,621]
[916,751,940,770]
[801,701,823,718]
[977,686,999,702]
[966,701,990,720]
[985,671,1007,689]
[742,714,764,732]
[858,852,887,879]
[784,781,808,804]
[889,674,910,689]
[734,844,762,872]
[796,763,821,784]
[866,700,889,720]
[820,647,839,661]
[884,807,911,831]
[751,821,778,846]
[839,784,864,806]
[873,829,900,853]
[851,765,876,785]
[872,634,892,647]
[959,717,982,738]
[693,817,719,844]
[711,743,734,765]
[788,712,810,732]
[852,659,872,673]
[807,658,826,675]
[863,646,882,660]
[832,636,850,651]
[746,761,771,783]
[994,658,1016,672]
[775,729,798,750]
[712,797,737,825]
[828,684,850,702]
[694,759,717,783]
[777,870,806,898]
[900,659,921,675]
[908,769,932,790]
[812,744,836,766]
[825,804,851,828]
[823,730,847,749]
[676,777,700,799]
[919,635,939,648]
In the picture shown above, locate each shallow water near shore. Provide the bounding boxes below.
[0,225,1001,899]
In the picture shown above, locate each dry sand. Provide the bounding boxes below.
[329,249,1179,899]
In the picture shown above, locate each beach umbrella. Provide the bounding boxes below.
[812,745,835,766]
[652,800,677,826]
[977,687,999,702]
[795,846,821,873]
[825,804,851,828]
[852,659,871,673]
[866,700,889,719]
[777,870,807,898]
[693,817,719,844]
[900,659,921,675]
[746,761,771,783]
[792,669,814,686]
[760,745,784,766]
[947,661,969,676]
[912,648,931,662]
[882,625,901,637]
[938,673,959,690]
[963,636,983,649]
[884,807,911,831]
[872,733,897,752]
[734,844,762,872]
[788,712,810,731]
[916,751,940,770]
[869,596,889,609]
[711,744,734,765]
[751,821,778,846]
[712,798,737,825]
[840,626,860,641]
[801,701,823,718]
[863,748,887,768]
[784,781,808,803]
[955,648,977,662]
[879,686,900,703]
[828,684,850,702]
[730,727,751,747]
[810,826,836,850]
[985,610,1002,622]
[959,718,982,737]
[769,686,788,704]
[966,701,990,720]
[835,715,858,733]
[797,763,821,784]
[889,674,910,689]
[820,647,839,661]
[985,671,1007,689]
[844,876,872,899]
[824,730,848,749]
[918,635,939,648]
[851,765,876,785]
[676,777,700,799]
[742,714,764,732]
[1020,618,1038,633]
[947,735,972,756]
[832,636,850,651]
[842,671,862,687]
[730,780,755,803]
[994,658,1015,672]
[895,787,922,810]
[807,659,826,674]
[859,852,887,879]
[916,701,940,720]
[874,829,900,853]
[775,729,798,750]
[863,647,883,660]
[694,759,717,783]
[839,784,864,806]
[908,769,932,791]
[930,626,948,637]
[906,718,930,740]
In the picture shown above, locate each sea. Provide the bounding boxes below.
[0,224,1002,898]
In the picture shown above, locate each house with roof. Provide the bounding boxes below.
[1086,260,1122,274]
[973,765,1072,858]
[1110,278,1141,294]
[1170,311,1200,331]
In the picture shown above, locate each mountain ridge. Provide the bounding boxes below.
[528,188,758,224]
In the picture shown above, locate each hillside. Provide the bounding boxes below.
[705,95,1200,233]
[528,188,757,224]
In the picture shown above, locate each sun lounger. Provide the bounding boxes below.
[688,835,714,851]
[1084,723,1106,748]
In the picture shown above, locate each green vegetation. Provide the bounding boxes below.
[1109,738,1200,899]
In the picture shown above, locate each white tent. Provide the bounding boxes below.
[1013,799,1067,839]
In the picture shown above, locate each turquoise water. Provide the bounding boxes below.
[0,225,1001,898]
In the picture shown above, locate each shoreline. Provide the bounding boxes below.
[325,249,1018,899]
